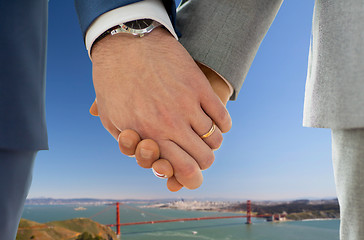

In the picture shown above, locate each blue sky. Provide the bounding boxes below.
[28,0,336,200]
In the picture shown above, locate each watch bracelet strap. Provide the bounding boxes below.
[93,25,122,46]
[92,22,165,47]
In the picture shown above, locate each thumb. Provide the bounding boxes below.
[89,99,99,116]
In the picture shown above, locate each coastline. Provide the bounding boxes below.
[142,199,340,222]
[301,218,339,222]
[20,204,340,240]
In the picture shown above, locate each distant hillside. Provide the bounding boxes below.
[16,218,117,240]
[228,199,340,220]
[25,198,179,205]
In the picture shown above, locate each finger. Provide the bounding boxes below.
[172,128,215,170]
[167,176,183,192]
[196,61,231,105]
[118,129,141,156]
[159,140,203,190]
[135,139,160,168]
[191,110,223,151]
[200,88,232,133]
[152,159,173,178]
[90,100,99,116]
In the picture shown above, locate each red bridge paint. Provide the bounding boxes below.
[102,200,285,237]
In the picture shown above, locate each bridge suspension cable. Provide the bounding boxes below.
[120,203,174,220]
[88,204,115,219]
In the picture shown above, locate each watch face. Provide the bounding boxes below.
[124,19,153,30]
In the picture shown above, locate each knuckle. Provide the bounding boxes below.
[185,174,203,190]
[136,154,154,168]
[199,151,215,170]
[136,159,150,169]
[137,158,152,168]
[174,92,199,115]
[140,139,158,150]
[216,108,232,132]
[118,142,133,156]
[210,133,223,150]
[186,182,201,190]
[137,121,167,140]
[152,109,183,134]
[178,164,200,181]
[136,121,156,138]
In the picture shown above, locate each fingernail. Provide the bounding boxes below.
[121,136,133,148]
[140,148,153,159]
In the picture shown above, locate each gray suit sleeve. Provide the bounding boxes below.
[177,0,283,100]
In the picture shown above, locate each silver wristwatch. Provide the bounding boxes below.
[95,19,162,44]
[111,19,161,37]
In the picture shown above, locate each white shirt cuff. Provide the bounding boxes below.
[85,0,178,58]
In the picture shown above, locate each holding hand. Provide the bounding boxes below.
[90,62,231,191]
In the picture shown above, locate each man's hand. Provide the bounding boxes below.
[91,27,231,190]
[90,62,231,191]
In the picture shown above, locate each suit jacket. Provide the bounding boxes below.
[0,0,48,150]
[0,0,177,150]
[177,0,364,129]
[303,1,364,129]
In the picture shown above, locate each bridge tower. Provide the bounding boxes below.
[246,200,252,224]
[116,202,121,238]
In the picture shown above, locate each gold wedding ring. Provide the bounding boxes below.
[200,123,216,139]
[152,168,167,179]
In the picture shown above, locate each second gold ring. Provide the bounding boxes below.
[200,123,216,139]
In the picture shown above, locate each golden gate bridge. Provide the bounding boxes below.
[89,200,286,238]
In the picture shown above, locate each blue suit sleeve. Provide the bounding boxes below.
[74,0,177,39]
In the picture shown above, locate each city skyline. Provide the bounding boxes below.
[27,0,336,200]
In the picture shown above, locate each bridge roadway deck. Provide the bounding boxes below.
[107,214,272,227]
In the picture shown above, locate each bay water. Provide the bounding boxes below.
[21,205,339,240]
